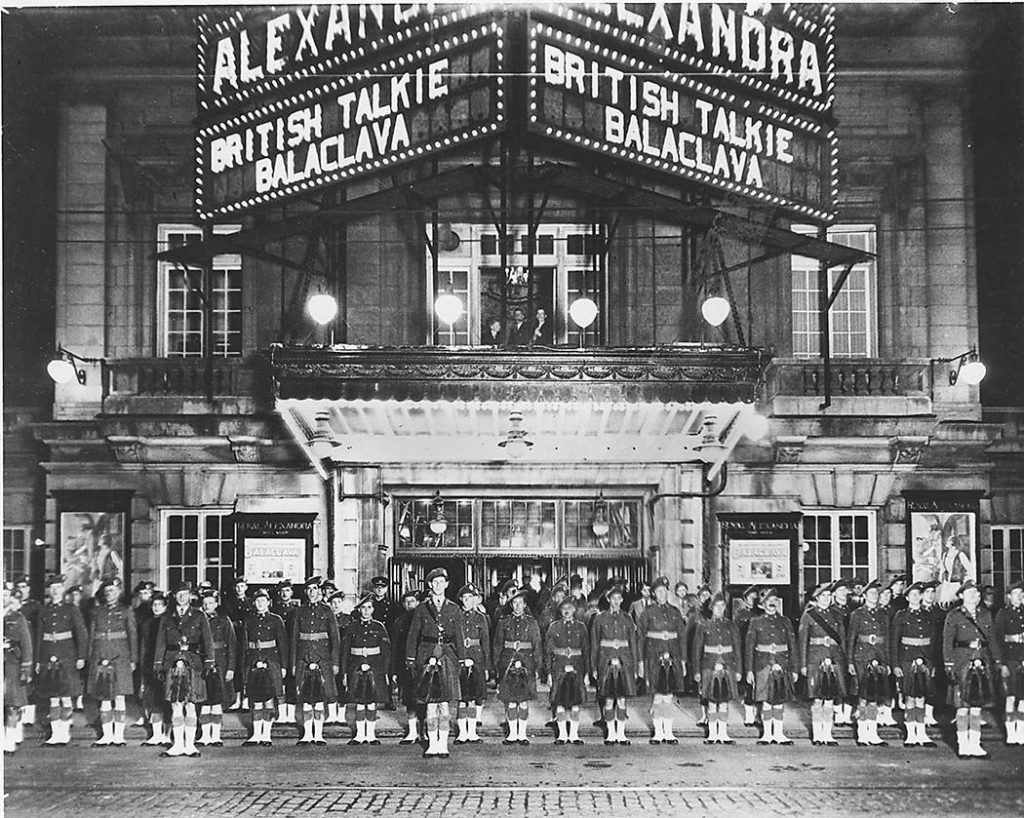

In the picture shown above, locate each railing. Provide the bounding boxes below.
[104,357,262,399]
[766,357,932,399]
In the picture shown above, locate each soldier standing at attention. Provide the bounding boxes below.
[995,579,1024,745]
[140,592,169,746]
[389,590,422,743]
[545,596,589,745]
[891,582,938,747]
[846,579,892,746]
[326,589,352,725]
[87,578,138,747]
[13,576,40,730]
[733,585,762,727]
[943,579,1003,758]
[222,576,250,710]
[744,587,797,744]
[241,588,288,747]
[405,567,465,758]
[4,584,33,754]
[154,581,215,758]
[35,574,88,746]
[693,592,742,744]
[292,577,340,746]
[829,579,857,726]
[493,588,543,746]
[798,583,847,746]
[342,592,391,746]
[636,576,687,744]
[272,580,299,726]
[369,576,398,629]
[197,588,235,747]
[591,585,639,745]
[455,583,490,744]
[922,580,945,726]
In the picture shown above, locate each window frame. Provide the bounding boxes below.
[156,224,243,358]
[800,509,879,595]
[3,526,32,584]
[791,223,878,358]
[992,524,1024,592]
[159,508,236,590]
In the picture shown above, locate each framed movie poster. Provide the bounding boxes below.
[54,491,134,599]
[232,513,317,587]
[905,491,982,605]
[728,540,792,585]
[718,513,801,616]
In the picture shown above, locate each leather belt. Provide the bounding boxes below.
[504,641,533,650]
[755,644,789,653]
[600,639,630,650]
[421,637,453,645]
[858,634,882,645]
[955,640,981,649]
[901,637,931,647]
[96,631,127,640]
[42,631,72,641]
[703,644,733,654]
[350,646,381,657]
[809,637,836,646]
[248,640,277,650]
[1005,634,1024,644]
[552,648,582,657]
[645,631,679,641]
[463,638,481,648]
[299,632,329,641]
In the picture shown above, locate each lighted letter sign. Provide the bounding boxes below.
[196,23,505,220]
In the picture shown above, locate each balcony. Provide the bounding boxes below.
[102,357,266,415]
[765,357,934,416]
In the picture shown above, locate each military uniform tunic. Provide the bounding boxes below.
[891,606,936,699]
[242,611,288,700]
[692,616,742,702]
[545,618,590,707]
[995,603,1024,699]
[205,611,237,706]
[590,609,640,699]
[493,612,543,703]
[458,608,491,703]
[342,617,390,705]
[291,602,341,704]
[35,601,89,697]
[405,596,465,703]
[87,603,138,697]
[798,605,848,699]
[846,604,891,703]
[4,609,33,708]
[942,605,1001,708]
[744,611,797,703]
[636,602,687,695]
[154,605,215,703]
[389,609,417,709]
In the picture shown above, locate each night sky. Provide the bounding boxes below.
[2,4,1022,408]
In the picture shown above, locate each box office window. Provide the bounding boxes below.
[801,511,877,591]
[3,527,31,584]
[791,225,877,358]
[992,525,1024,591]
[162,510,236,591]
[157,225,243,358]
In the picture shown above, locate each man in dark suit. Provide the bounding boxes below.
[504,308,532,346]
[531,308,553,345]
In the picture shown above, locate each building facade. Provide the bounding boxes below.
[7,3,1023,610]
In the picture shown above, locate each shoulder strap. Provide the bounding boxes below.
[807,606,844,646]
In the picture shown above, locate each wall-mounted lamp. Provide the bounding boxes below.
[941,347,987,386]
[47,346,102,385]
[498,410,534,459]
[428,490,448,535]
[592,492,610,538]
[695,415,727,463]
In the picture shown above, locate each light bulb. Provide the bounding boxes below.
[701,296,731,327]
[744,412,770,441]
[958,360,986,386]
[434,292,463,326]
[502,437,530,459]
[592,519,610,537]
[429,518,448,535]
[307,293,338,325]
[47,358,76,385]
[568,297,598,329]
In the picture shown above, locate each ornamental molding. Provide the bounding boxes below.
[773,436,807,464]
[889,435,930,465]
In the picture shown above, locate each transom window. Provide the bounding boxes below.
[792,224,877,357]
[801,510,877,593]
[992,525,1024,592]
[157,224,242,357]
[162,510,236,591]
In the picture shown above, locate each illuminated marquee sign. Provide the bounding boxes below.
[528,22,835,220]
[196,23,504,219]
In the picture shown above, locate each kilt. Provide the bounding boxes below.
[88,653,134,698]
[346,660,387,706]
[4,657,29,708]
[415,653,460,704]
[162,652,207,704]
[497,659,536,704]
[700,664,739,703]
[1005,658,1024,700]
[296,657,338,704]
[950,659,996,708]
[646,654,685,696]
[243,657,284,702]
[138,669,165,711]
[396,665,417,708]
[595,657,637,699]
[805,657,847,701]
[35,657,81,698]
[853,659,892,705]
[898,658,934,700]
[550,666,586,708]
[753,664,795,705]
[202,666,235,707]
[458,662,487,704]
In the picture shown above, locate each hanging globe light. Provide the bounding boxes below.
[47,357,77,385]
[307,293,338,325]
[743,411,770,441]
[958,359,987,386]
[701,296,731,327]
[568,297,599,329]
[434,292,464,326]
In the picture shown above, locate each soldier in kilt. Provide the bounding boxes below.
[35,574,88,746]
[326,589,351,725]
[455,584,490,744]
[744,588,797,744]
[995,579,1024,745]
[87,578,138,747]
[197,589,236,747]
[829,579,858,726]
[846,579,892,747]
[271,580,300,725]
[153,582,215,758]
[636,576,687,744]
[221,576,250,711]
[591,586,640,745]
[241,588,288,747]
[390,590,422,743]
[405,567,466,758]
[342,592,391,745]
[545,596,589,745]
[139,592,169,745]
[290,577,340,746]
[692,592,742,744]
[798,583,847,745]
[493,588,543,746]
[922,580,946,725]
[733,585,762,727]
[4,584,33,754]
[891,582,938,747]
